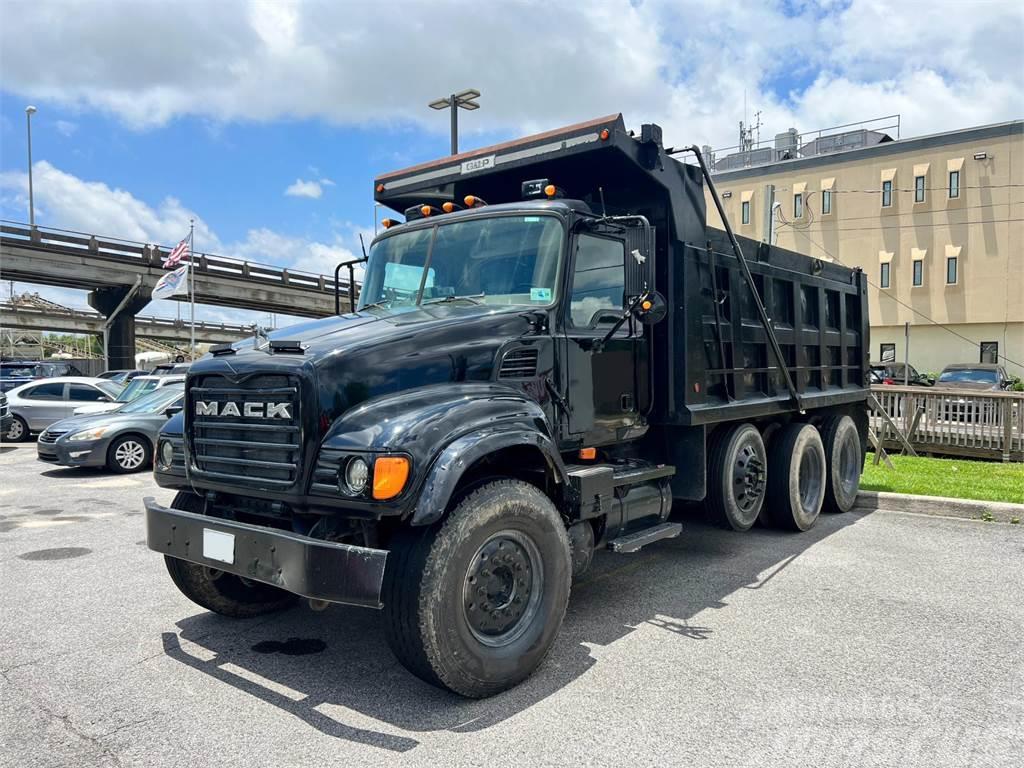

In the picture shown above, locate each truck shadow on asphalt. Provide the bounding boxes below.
[162,508,871,752]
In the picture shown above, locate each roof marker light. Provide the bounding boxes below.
[381,218,399,229]
[375,183,385,193]
[464,195,488,208]
[442,201,463,213]
[599,128,610,141]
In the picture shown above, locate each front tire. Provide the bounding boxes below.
[163,492,296,618]
[383,479,571,698]
[5,415,29,442]
[764,423,826,531]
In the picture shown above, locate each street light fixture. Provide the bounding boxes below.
[428,89,481,155]
[25,105,37,227]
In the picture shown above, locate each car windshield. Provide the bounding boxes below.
[358,214,563,313]
[938,369,998,385]
[97,381,124,399]
[117,377,161,402]
[117,384,184,414]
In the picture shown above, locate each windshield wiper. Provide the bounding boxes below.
[359,298,394,311]
[421,293,486,306]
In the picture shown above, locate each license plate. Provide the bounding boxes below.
[203,529,235,564]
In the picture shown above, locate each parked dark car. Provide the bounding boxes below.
[98,369,148,384]
[0,361,86,393]
[37,383,184,472]
[936,364,1010,423]
[869,362,934,386]
[0,392,12,437]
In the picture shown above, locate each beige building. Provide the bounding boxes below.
[705,120,1023,377]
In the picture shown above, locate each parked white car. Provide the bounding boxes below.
[72,374,186,416]
[4,377,123,442]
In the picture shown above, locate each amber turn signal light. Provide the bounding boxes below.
[578,447,596,460]
[373,456,410,500]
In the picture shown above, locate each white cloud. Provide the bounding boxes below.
[3,1,1018,146]
[0,162,359,325]
[284,178,324,199]
[55,120,77,137]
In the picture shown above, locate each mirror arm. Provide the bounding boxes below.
[592,288,650,354]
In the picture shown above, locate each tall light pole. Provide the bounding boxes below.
[428,89,481,155]
[25,105,37,227]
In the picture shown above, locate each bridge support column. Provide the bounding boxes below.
[88,284,150,370]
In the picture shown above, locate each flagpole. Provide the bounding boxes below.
[189,219,195,360]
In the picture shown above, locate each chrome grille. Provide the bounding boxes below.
[498,348,539,379]
[39,429,68,444]
[188,374,301,487]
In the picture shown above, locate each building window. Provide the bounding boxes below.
[880,343,896,363]
[741,200,750,225]
[949,170,960,198]
[822,189,832,215]
[946,257,958,285]
[980,342,998,364]
[915,175,926,203]
[881,180,893,207]
[880,262,891,288]
[912,260,923,287]
[794,193,803,218]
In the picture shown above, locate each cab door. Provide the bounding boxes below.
[560,232,641,445]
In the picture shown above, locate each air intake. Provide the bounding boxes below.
[498,348,539,379]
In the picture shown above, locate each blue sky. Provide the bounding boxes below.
[1,0,1021,326]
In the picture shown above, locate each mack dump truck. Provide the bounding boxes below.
[145,114,869,697]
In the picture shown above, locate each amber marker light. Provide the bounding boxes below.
[442,202,456,213]
[421,205,433,217]
[599,128,610,141]
[376,183,385,193]
[642,300,653,311]
[381,218,397,229]
[464,195,487,208]
[579,447,596,460]
[544,184,557,198]
[373,456,410,500]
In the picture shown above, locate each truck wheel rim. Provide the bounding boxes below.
[462,530,543,648]
[116,440,146,469]
[798,445,824,511]
[732,441,765,513]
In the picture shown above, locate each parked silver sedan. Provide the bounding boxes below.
[37,384,184,472]
[3,377,123,442]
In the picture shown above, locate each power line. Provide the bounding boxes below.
[786,227,1023,369]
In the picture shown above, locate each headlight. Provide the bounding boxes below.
[158,440,175,469]
[341,457,370,494]
[68,426,109,441]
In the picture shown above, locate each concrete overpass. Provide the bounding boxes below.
[0,302,254,345]
[0,222,357,367]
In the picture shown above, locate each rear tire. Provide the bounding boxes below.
[821,415,862,513]
[106,434,151,473]
[764,423,826,531]
[5,415,29,442]
[706,423,766,531]
[383,479,571,698]
[163,491,296,618]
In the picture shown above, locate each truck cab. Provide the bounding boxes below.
[145,113,869,698]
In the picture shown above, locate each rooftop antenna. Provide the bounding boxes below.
[358,232,367,259]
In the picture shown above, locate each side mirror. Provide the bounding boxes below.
[633,290,667,325]
[164,406,183,419]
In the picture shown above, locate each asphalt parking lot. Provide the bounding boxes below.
[1,442,1022,768]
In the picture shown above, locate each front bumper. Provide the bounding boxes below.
[143,496,388,608]
[38,439,106,467]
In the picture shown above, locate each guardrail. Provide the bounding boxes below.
[0,302,255,335]
[0,221,351,294]
[870,384,1023,462]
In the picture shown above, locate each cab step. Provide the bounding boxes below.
[607,522,682,553]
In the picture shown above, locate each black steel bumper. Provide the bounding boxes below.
[144,496,388,608]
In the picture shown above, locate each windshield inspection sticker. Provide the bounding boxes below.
[530,288,552,302]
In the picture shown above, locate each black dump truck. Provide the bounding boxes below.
[145,114,869,697]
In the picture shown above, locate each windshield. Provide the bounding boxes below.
[938,369,998,385]
[118,377,161,402]
[118,384,184,414]
[97,381,123,399]
[358,214,563,312]
[1,364,40,379]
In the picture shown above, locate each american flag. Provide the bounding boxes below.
[163,237,190,268]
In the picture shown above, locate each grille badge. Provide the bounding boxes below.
[194,401,292,419]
